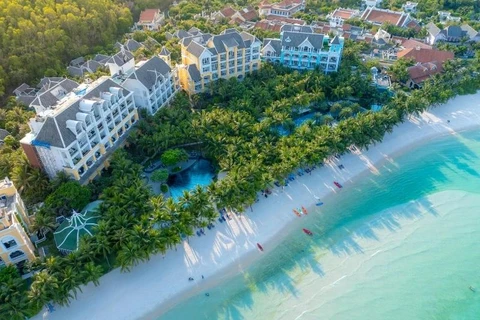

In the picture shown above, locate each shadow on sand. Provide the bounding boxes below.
[162,130,480,320]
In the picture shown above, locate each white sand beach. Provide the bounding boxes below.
[35,92,480,320]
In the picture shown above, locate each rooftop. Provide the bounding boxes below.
[397,47,454,64]
[139,9,160,23]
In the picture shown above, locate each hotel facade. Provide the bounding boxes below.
[20,77,139,183]
[261,25,344,72]
[0,178,36,274]
[178,29,262,94]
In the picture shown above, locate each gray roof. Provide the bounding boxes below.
[142,37,161,50]
[159,46,170,56]
[188,27,203,35]
[331,35,341,45]
[17,95,36,106]
[210,32,248,54]
[128,56,172,89]
[262,38,282,53]
[461,24,479,38]
[187,64,201,82]
[67,66,84,77]
[37,77,64,90]
[83,60,103,73]
[0,129,10,141]
[282,31,324,49]
[426,22,441,36]
[32,79,80,109]
[70,57,85,67]
[281,24,314,33]
[93,54,111,63]
[34,79,130,148]
[124,39,142,52]
[445,25,462,38]
[107,50,134,67]
[14,83,32,95]
[174,30,192,39]
[186,41,207,57]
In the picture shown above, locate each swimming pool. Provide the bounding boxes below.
[277,112,317,136]
[167,159,215,201]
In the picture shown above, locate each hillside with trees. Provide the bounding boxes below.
[0,0,133,99]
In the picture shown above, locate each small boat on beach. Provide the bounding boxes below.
[316,202,324,206]
[301,206,308,214]
[293,209,301,217]
[303,228,313,236]
[257,243,264,251]
[334,181,343,188]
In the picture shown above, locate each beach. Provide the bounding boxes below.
[36,92,480,320]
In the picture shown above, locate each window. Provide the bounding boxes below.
[9,250,25,260]
[228,50,234,59]
[202,57,210,64]
[2,237,17,249]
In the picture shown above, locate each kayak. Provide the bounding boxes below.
[293,209,301,217]
[301,206,308,214]
[257,243,264,251]
[334,181,343,188]
[316,202,324,206]
[303,228,313,236]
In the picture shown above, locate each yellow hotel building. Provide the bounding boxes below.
[178,28,262,94]
[0,177,36,273]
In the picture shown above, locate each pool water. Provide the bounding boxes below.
[167,160,215,201]
[277,113,316,136]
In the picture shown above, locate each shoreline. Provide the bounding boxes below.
[35,93,480,320]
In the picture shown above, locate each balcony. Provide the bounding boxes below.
[69,148,78,156]
[79,140,88,148]
[9,251,27,263]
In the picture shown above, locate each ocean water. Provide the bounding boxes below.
[159,130,480,320]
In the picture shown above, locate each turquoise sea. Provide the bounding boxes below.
[159,130,480,320]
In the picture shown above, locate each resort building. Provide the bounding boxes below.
[402,2,418,12]
[258,0,306,18]
[360,7,417,29]
[327,8,360,27]
[20,77,138,183]
[120,56,180,115]
[397,47,454,64]
[363,0,382,7]
[178,28,262,94]
[426,22,480,45]
[406,61,443,89]
[136,9,165,30]
[438,11,461,22]
[261,24,344,72]
[0,178,36,275]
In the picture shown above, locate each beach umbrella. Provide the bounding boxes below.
[54,201,102,254]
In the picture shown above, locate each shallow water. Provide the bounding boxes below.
[160,130,480,320]
[167,160,214,201]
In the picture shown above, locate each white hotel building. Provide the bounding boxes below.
[21,77,139,183]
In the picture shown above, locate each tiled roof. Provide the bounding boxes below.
[220,6,237,18]
[262,38,282,53]
[107,50,134,67]
[139,9,159,23]
[397,48,454,64]
[186,41,207,57]
[401,39,432,49]
[124,39,142,52]
[361,8,406,26]
[282,30,324,49]
[426,22,441,36]
[128,56,171,89]
[331,8,358,20]
[240,7,258,21]
[0,129,10,141]
[187,64,201,82]
[67,66,84,77]
[34,79,130,148]
[408,61,443,83]
[32,79,80,109]
[266,15,305,25]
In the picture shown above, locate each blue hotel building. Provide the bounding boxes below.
[261,25,344,72]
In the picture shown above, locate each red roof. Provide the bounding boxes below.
[397,48,454,64]
[401,39,432,50]
[220,6,237,18]
[266,15,305,24]
[361,8,405,26]
[332,8,358,20]
[240,7,258,21]
[408,62,443,83]
[139,9,159,23]
[406,20,421,32]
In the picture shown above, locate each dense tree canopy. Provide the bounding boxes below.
[0,0,132,98]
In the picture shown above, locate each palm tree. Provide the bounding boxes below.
[92,234,112,269]
[82,262,103,287]
[29,270,59,309]
[116,242,145,272]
